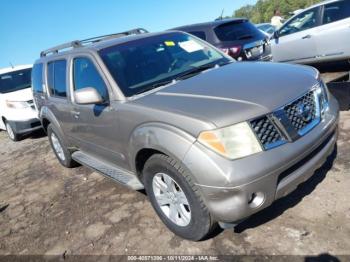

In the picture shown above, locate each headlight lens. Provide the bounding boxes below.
[316,80,329,113]
[198,122,263,160]
[6,100,29,109]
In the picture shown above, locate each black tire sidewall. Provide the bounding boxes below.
[143,155,212,241]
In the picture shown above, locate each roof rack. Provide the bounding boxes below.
[40,28,149,57]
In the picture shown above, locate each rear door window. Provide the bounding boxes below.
[189,31,207,40]
[47,60,67,98]
[322,0,350,24]
[32,63,43,93]
[214,20,265,41]
[73,57,109,102]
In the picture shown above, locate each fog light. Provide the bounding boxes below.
[248,192,265,208]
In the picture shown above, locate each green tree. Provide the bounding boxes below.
[233,0,323,24]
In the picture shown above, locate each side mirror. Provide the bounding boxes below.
[273,30,279,40]
[74,87,104,105]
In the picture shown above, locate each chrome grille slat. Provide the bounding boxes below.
[250,89,321,150]
[250,116,284,150]
[284,91,317,133]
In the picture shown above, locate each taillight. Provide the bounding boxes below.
[221,46,241,56]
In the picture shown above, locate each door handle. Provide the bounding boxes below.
[71,111,80,119]
[302,35,312,39]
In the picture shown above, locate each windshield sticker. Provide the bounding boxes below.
[178,40,203,53]
[164,41,175,47]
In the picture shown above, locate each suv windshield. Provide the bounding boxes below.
[99,32,230,97]
[0,68,32,94]
[214,20,265,41]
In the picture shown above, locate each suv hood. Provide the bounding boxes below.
[133,62,319,128]
[0,87,33,102]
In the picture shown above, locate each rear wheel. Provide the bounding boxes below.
[143,154,216,241]
[5,122,19,141]
[47,124,78,168]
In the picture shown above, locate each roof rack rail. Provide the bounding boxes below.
[40,28,149,57]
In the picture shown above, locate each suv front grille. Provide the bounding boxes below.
[250,116,284,150]
[284,91,317,133]
[250,88,321,150]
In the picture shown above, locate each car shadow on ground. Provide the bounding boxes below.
[234,146,338,234]
[21,128,46,140]
[305,253,342,262]
[313,61,350,73]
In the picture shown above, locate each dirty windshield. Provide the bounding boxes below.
[99,32,231,96]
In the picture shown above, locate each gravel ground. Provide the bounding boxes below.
[0,112,349,258]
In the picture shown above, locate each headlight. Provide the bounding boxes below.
[5,100,29,109]
[316,80,329,113]
[198,122,263,160]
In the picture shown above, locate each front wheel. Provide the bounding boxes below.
[47,124,78,168]
[5,122,19,141]
[143,154,216,241]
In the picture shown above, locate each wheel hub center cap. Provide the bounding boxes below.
[168,192,177,203]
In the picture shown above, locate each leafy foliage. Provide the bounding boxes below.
[233,0,323,23]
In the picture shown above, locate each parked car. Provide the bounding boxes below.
[33,29,338,241]
[256,23,276,36]
[172,19,272,61]
[0,65,41,141]
[272,0,350,64]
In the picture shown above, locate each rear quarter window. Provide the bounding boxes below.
[32,63,44,93]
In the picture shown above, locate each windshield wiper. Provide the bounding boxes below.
[132,61,231,96]
[175,63,218,81]
[217,60,234,66]
[133,79,175,96]
[237,34,253,40]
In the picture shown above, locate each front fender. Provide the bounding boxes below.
[40,106,68,146]
[128,122,196,174]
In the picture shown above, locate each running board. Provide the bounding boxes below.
[72,151,144,190]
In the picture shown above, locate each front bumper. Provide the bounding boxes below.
[8,118,42,134]
[183,96,339,223]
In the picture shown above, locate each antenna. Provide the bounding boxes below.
[9,62,14,68]
[215,8,225,21]
[220,8,224,20]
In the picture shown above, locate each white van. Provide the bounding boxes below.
[0,65,41,141]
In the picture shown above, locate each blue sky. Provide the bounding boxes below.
[0,0,257,68]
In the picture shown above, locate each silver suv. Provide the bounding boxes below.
[33,29,339,241]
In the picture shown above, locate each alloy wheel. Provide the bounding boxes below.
[152,172,191,227]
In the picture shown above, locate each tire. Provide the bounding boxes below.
[47,124,78,168]
[143,154,216,241]
[5,121,20,141]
